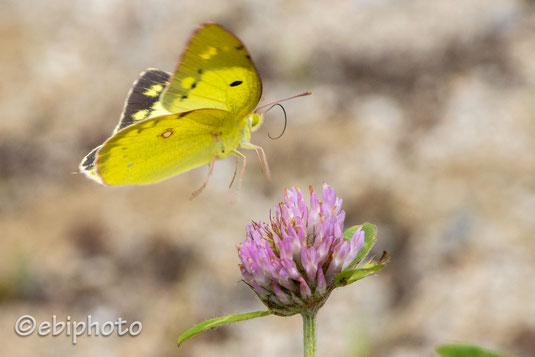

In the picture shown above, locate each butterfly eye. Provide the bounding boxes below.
[249,113,263,132]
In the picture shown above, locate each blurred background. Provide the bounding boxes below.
[1,0,534,356]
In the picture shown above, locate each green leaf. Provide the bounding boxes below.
[343,223,376,268]
[335,267,382,286]
[335,251,389,287]
[177,310,272,348]
[436,344,514,357]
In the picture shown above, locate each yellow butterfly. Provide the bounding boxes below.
[80,23,310,195]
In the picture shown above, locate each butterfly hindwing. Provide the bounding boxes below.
[114,68,172,133]
[95,109,239,185]
[161,23,262,119]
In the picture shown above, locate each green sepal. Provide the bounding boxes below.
[177,310,272,348]
[335,251,390,287]
[343,223,376,268]
[436,344,514,357]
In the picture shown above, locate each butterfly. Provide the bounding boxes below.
[80,23,310,196]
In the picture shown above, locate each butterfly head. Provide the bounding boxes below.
[248,112,264,132]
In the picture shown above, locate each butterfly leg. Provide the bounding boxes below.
[252,148,265,175]
[229,156,239,189]
[255,145,271,180]
[240,142,271,180]
[230,150,247,190]
[190,154,216,200]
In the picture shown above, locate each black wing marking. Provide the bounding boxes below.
[115,68,171,132]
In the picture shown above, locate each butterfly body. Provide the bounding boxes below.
[80,23,265,186]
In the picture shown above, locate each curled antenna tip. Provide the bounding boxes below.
[266,103,287,140]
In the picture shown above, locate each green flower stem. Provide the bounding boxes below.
[302,310,317,357]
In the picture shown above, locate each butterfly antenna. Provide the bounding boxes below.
[254,91,312,114]
[265,103,287,140]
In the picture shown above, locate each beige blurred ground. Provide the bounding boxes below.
[1,0,535,356]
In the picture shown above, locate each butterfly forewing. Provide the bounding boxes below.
[80,146,103,183]
[161,23,262,118]
[114,68,172,133]
[80,69,172,184]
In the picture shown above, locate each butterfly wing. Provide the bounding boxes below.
[161,23,262,119]
[80,69,172,180]
[89,109,234,185]
[114,68,172,133]
[80,145,103,182]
